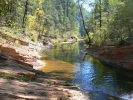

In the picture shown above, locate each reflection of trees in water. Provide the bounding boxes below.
[83,55,133,97]
[45,42,82,63]
[43,41,133,99]
[60,43,74,61]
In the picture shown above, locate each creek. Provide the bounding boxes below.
[39,41,133,100]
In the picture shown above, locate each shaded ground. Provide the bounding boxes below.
[86,45,133,70]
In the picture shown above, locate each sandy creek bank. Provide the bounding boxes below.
[0,41,88,100]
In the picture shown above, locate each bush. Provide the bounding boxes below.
[14,40,19,45]
[30,35,37,42]
[114,39,125,48]
[52,40,59,46]
[63,38,67,42]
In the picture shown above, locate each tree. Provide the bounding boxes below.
[0,0,80,41]
[22,0,28,33]
[77,0,91,42]
[84,0,133,46]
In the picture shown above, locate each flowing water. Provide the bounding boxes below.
[40,41,133,100]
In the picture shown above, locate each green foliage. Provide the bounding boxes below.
[0,37,6,43]
[0,72,15,79]
[51,40,59,46]
[63,38,67,42]
[26,15,36,30]
[14,40,19,45]
[85,0,133,46]
[0,0,80,40]
[17,75,31,81]
[44,81,52,85]
[114,40,121,48]
[30,35,37,42]
[0,72,31,81]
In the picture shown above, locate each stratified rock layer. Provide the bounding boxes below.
[87,45,133,70]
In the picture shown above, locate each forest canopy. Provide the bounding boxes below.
[86,0,133,46]
[0,0,80,42]
[1,0,133,47]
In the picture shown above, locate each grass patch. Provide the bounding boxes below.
[17,75,32,81]
[0,72,15,78]
[43,81,53,86]
[0,72,32,81]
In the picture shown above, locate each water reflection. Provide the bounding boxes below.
[39,60,74,80]
[39,42,83,81]
[40,41,133,100]
[41,42,86,63]
[73,55,133,99]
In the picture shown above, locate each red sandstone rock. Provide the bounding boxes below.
[0,42,38,66]
[87,45,133,70]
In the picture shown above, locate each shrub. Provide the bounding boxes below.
[14,40,19,45]
[63,38,67,42]
[30,35,37,42]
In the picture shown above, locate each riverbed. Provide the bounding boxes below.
[39,41,133,100]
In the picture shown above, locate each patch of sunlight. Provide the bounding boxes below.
[120,94,133,100]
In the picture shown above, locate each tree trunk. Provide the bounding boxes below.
[22,0,28,29]
[99,0,102,30]
[67,0,69,17]
[78,0,90,42]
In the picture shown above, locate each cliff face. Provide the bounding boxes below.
[87,45,133,70]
